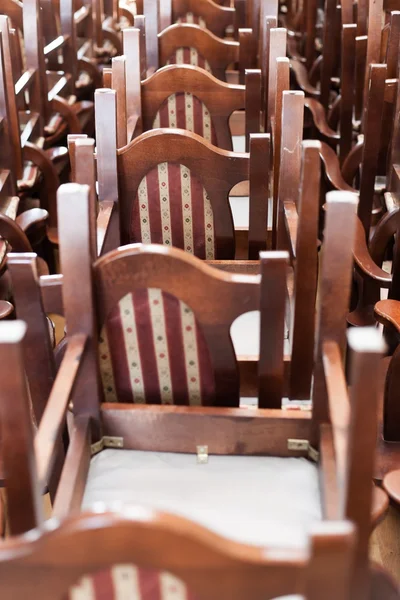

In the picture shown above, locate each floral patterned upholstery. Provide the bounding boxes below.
[131,162,216,259]
[153,92,217,146]
[176,12,207,28]
[166,47,212,74]
[69,566,198,600]
[99,289,216,406]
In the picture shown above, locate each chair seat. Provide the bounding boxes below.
[82,449,321,548]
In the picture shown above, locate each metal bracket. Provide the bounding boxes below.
[196,445,208,464]
[91,436,124,456]
[287,439,319,462]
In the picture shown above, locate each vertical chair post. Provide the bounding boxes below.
[358,63,386,239]
[289,141,320,400]
[272,56,290,249]
[362,0,384,121]
[344,327,386,600]
[340,24,356,165]
[134,15,148,80]
[259,16,277,128]
[68,134,89,182]
[266,27,286,134]
[258,251,288,407]
[306,522,355,600]
[0,321,44,534]
[122,28,142,142]
[304,0,317,70]
[111,55,128,147]
[249,134,270,259]
[74,139,97,260]
[143,0,159,71]
[238,28,255,85]
[57,184,102,439]
[244,69,262,151]
[277,91,304,250]
[159,0,172,31]
[320,0,337,111]
[311,191,358,436]
[95,89,118,204]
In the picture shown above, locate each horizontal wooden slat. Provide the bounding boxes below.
[101,404,311,456]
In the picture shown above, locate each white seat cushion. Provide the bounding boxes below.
[83,450,321,549]
[229,196,249,228]
[231,311,290,358]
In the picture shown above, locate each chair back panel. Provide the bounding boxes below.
[117,129,248,257]
[70,566,198,600]
[140,64,247,151]
[153,92,218,146]
[94,246,261,406]
[131,162,216,259]
[167,47,212,73]
[99,288,215,405]
[177,12,207,27]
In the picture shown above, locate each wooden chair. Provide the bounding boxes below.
[0,500,360,599]
[170,0,237,38]
[94,86,268,260]
[0,18,55,273]
[111,29,262,151]
[68,134,323,406]
[3,182,392,599]
[0,0,94,148]
[140,16,255,82]
[40,0,103,99]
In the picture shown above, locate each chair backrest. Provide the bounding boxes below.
[157,23,253,82]
[113,29,261,150]
[0,498,356,600]
[95,91,269,259]
[53,183,284,410]
[172,0,236,38]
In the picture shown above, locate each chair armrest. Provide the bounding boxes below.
[290,60,320,98]
[78,57,102,89]
[353,217,392,286]
[341,139,363,185]
[374,299,400,333]
[0,300,14,320]
[23,143,60,230]
[305,98,340,144]
[0,214,32,252]
[319,142,357,192]
[35,333,88,489]
[16,208,48,233]
[51,96,82,134]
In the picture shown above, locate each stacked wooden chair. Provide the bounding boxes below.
[1,0,400,596]
[0,177,395,599]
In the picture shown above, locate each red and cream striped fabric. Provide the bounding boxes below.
[131,161,215,259]
[99,289,216,406]
[153,92,218,146]
[176,12,207,28]
[166,48,212,74]
[69,565,198,600]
